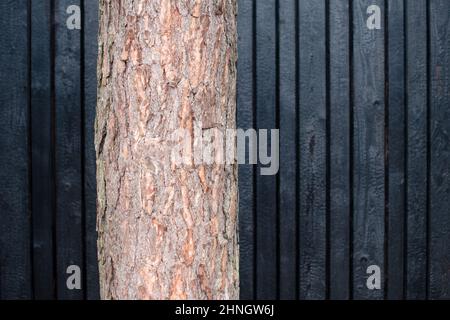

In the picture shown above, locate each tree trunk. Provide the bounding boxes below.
[95,0,238,299]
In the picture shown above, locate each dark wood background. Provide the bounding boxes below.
[0,0,98,300]
[1,0,449,300]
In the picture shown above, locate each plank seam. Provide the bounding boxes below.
[28,0,35,299]
[348,0,354,300]
[383,0,390,300]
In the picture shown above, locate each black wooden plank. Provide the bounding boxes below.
[83,0,100,300]
[237,0,256,300]
[329,0,351,300]
[31,0,55,300]
[405,0,428,300]
[386,0,405,300]
[429,0,450,300]
[0,0,32,300]
[298,0,327,300]
[55,0,84,299]
[352,0,385,299]
[278,0,297,300]
[255,0,278,299]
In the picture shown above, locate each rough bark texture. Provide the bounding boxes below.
[95,0,238,299]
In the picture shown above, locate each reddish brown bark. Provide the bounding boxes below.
[95,0,238,299]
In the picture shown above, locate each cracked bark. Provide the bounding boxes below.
[95,0,238,299]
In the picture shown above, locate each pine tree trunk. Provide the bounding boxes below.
[95,0,238,299]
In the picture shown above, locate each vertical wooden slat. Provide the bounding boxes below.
[405,0,428,300]
[255,0,278,299]
[352,0,385,299]
[54,0,84,299]
[237,0,256,300]
[298,0,327,300]
[0,0,32,300]
[386,0,405,300]
[429,0,450,300]
[329,0,351,300]
[83,0,99,300]
[278,0,298,300]
[31,0,55,299]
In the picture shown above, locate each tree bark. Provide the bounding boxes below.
[95,0,238,299]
